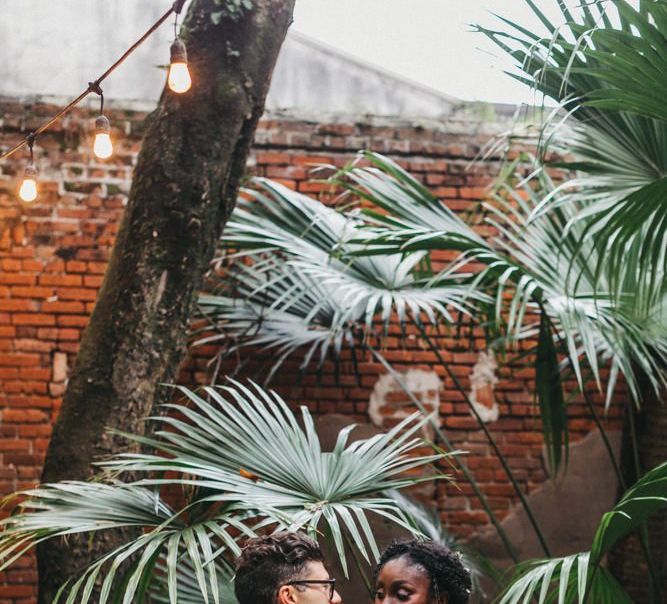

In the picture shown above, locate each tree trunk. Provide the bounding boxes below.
[36,0,295,600]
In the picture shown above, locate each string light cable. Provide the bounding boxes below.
[0,0,189,166]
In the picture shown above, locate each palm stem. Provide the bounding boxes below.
[368,346,519,563]
[540,304,626,490]
[415,323,552,557]
[342,531,374,599]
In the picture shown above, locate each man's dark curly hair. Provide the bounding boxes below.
[234,532,325,604]
[375,540,472,604]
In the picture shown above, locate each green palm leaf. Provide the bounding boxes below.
[0,381,452,601]
[150,556,237,604]
[498,552,631,604]
[197,170,488,377]
[498,460,667,603]
[0,483,243,604]
[478,0,667,294]
[101,381,453,574]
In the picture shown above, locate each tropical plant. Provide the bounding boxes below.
[195,168,537,562]
[194,1,667,599]
[0,381,451,603]
[496,460,667,603]
[475,0,667,293]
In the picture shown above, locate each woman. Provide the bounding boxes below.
[373,540,472,604]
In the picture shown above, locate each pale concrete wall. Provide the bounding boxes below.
[0,0,458,117]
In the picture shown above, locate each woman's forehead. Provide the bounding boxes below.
[378,556,429,582]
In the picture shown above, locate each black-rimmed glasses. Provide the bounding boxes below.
[285,578,336,600]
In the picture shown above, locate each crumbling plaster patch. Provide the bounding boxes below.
[368,369,441,437]
[469,350,499,423]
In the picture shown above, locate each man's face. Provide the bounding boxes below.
[277,561,342,604]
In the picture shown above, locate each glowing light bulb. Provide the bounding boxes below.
[93,115,113,159]
[168,39,192,94]
[19,165,38,202]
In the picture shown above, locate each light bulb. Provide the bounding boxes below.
[19,165,38,202]
[93,115,113,159]
[168,62,192,93]
[169,39,192,94]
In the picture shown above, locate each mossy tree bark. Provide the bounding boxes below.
[36,0,295,600]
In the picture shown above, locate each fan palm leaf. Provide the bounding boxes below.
[477,0,667,289]
[0,483,244,604]
[0,382,451,602]
[197,173,488,378]
[100,380,453,574]
[332,151,667,472]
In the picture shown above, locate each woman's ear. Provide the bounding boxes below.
[277,585,298,604]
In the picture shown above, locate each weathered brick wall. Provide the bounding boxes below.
[0,101,624,602]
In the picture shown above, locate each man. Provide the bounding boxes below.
[234,532,343,604]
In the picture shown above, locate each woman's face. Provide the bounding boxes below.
[374,556,440,604]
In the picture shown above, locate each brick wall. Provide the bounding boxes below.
[0,101,624,602]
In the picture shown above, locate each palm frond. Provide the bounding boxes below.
[332,151,486,254]
[478,0,667,295]
[0,483,243,604]
[101,381,454,575]
[591,460,667,564]
[150,556,237,604]
[497,552,631,604]
[197,171,489,377]
[499,460,667,603]
[0,381,454,600]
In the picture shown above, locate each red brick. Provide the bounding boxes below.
[38,274,82,286]
[12,314,55,326]
[56,315,88,327]
[2,410,47,424]
[55,287,98,301]
[0,354,40,367]
[18,368,51,380]
[0,259,21,271]
[255,152,291,165]
[10,286,54,299]
[0,300,37,312]
[57,329,79,341]
[64,261,87,273]
[0,274,35,286]
[41,301,85,314]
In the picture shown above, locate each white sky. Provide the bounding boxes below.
[292,0,563,104]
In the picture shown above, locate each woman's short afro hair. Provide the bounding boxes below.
[375,539,472,604]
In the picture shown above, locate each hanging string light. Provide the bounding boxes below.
[19,134,38,202]
[0,0,191,193]
[89,82,113,159]
[168,6,192,93]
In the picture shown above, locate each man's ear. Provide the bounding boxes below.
[277,585,298,604]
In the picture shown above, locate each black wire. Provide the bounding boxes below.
[27,133,35,164]
[0,0,183,162]
[88,81,104,115]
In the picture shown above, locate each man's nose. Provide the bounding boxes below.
[331,589,342,603]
